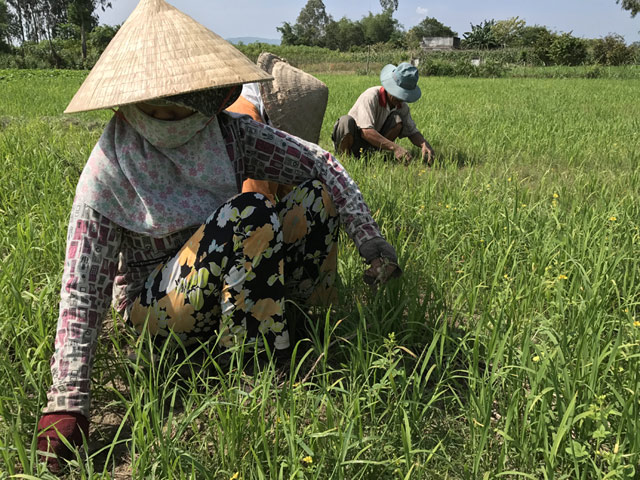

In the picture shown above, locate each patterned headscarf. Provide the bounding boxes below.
[74,100,239,236]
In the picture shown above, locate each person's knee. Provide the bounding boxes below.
[205,192,276,230]
[338,133,354,153]
[332,115,357,152]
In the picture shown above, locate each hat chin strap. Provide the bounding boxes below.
[216,85,238,114]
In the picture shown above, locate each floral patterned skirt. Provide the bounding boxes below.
[129,180,339,351]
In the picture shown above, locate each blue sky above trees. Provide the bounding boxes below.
[99,0,640,43]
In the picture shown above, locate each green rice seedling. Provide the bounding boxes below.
[1,70,639,478]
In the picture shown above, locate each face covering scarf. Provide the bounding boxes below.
[74,104,238,236]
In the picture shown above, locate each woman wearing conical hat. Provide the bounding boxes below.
[36,0,401,471]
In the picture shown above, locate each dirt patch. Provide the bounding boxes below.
[89,408,132,479]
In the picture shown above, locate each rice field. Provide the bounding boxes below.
[1,69,639,479]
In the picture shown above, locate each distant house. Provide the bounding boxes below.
[420,37,460,51]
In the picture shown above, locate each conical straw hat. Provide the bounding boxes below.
[257,53,328,144]
[65,0,272,113]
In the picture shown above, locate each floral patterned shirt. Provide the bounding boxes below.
[45,112,382,416]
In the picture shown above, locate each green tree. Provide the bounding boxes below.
[548,32,587,65]
[22,0,69,65]
[360,11,402,45]
[616,0,640,16]
[592,34,633,65]
[517,25,553,47]
[6,0,109,44]
[0,0,17,50]
[492,16,526,47]
[324,17,364,51]
[87,22,116,49]
[379,0,398,13]
[405,16,456,48]
[6,0,49,43]
[276,22,299,46]
[67,0,110,61]
[462,20,499,49]
[291,0,332,47]
[4,0,112,66]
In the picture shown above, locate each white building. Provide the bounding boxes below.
[420,37,461,51]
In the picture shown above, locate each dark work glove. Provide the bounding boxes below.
[37,412,89,473]
[358,237,402,286]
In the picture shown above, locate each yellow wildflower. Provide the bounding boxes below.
[508,177,512,182]
[634,320,640,327]
[302,455,313,466]
[532,355,540,363]
[230,473,240,480]
[558,274,568,280]
[609,216,617,222]
[445,204,450,209]
[553,192,559,198]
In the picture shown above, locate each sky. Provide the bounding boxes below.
[98,0,640,44]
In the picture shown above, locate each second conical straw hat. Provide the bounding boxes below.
[257,53,328,144]
[65,0,272,113]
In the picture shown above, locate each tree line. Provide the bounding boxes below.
[0,0,638,69]
[0,0,113,66]
[277,0,639,66]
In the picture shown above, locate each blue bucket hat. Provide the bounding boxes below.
[380,63,421,103]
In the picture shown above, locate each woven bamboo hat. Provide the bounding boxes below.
[65,0,272,113]
[257,53,328,143]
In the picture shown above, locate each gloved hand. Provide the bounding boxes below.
[37,412,89,473]
[358,237,402,286]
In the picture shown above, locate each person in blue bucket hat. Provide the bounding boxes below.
[332,62,435,165]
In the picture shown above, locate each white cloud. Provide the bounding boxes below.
[416,6,428,16]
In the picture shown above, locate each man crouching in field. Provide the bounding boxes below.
[331,62,435,165]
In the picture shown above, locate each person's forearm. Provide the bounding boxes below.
[45,203,122,417]
[408,131,428,148]
[360,128,398,152]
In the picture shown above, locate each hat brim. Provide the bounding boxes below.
[380,64,421,103]
[64,0,272,114]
